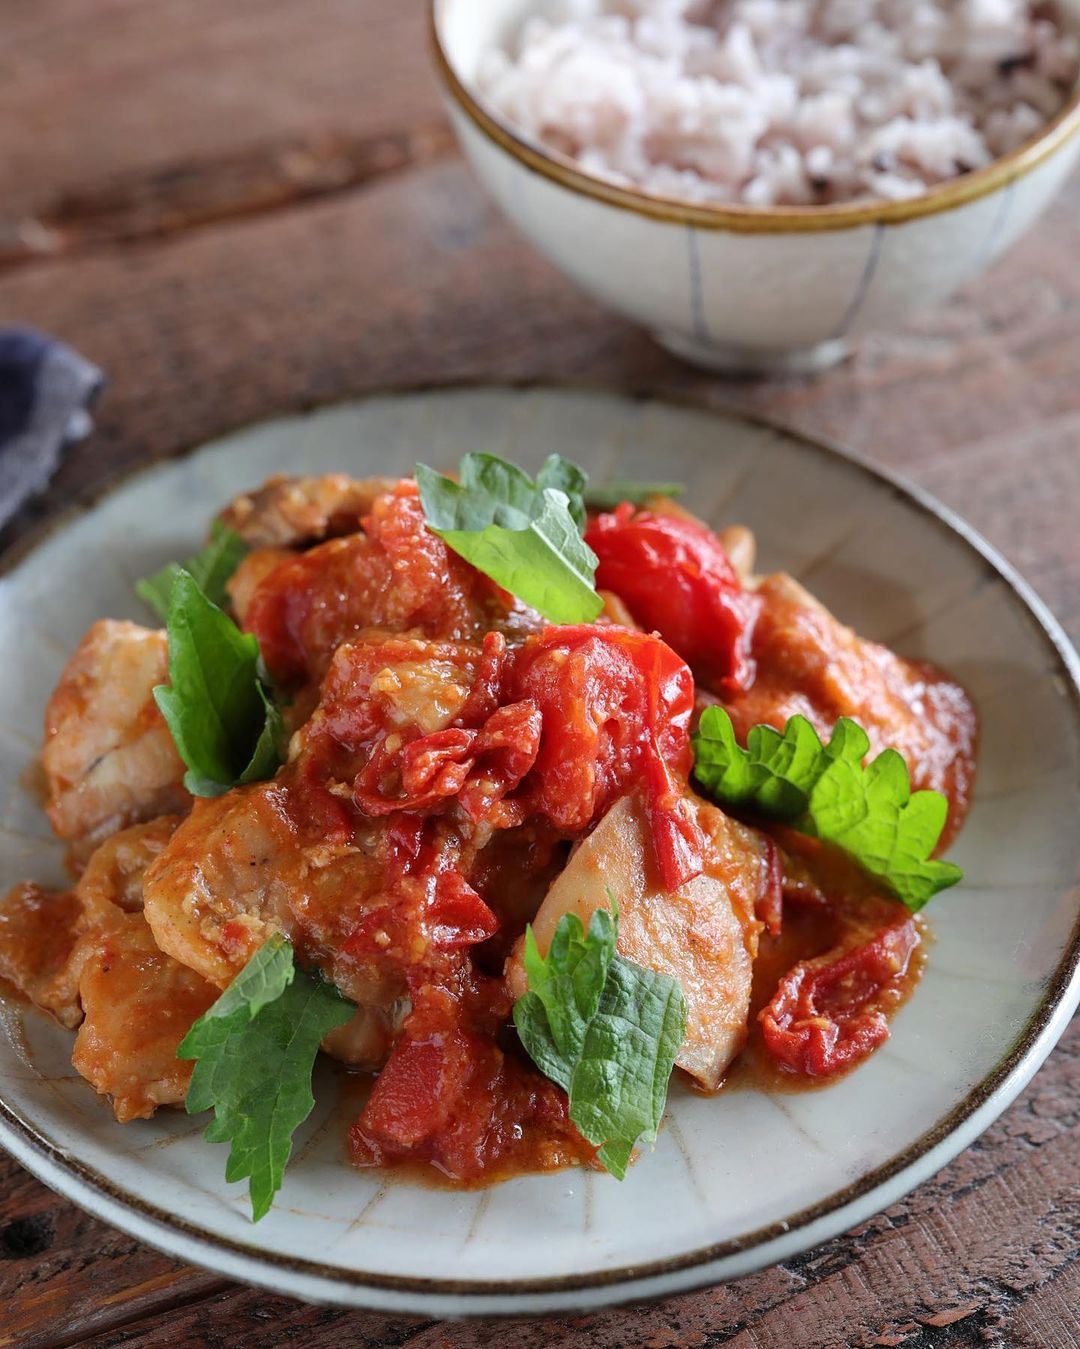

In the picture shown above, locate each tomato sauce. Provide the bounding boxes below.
[244,483,538,687]
[281,494,975,1184]
[718,911,927,1096]
[0,475,977,1192]
[278,619,718,1180]
[348,968,596,1181]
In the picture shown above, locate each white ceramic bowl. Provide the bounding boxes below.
[432,0,1080,374]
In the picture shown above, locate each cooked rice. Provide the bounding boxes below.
[478,0,1079,205]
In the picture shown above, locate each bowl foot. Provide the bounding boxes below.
[654,331,851,377]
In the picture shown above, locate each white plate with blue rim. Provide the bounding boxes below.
[1,387,1078,1316]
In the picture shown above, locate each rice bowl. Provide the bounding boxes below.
[432,0,1080,371]
[478,0,1079,207]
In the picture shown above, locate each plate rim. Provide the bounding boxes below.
[1,383,1078,1316]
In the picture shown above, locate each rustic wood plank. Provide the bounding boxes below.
[1,156,1078,641]
[0,1156,227,1348]
[0,122,457,270]
[0,0,441,229]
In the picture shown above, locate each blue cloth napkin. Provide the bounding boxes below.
[0,328,103,532]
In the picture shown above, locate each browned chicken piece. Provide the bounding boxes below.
[75,816,183,923]
[142,783,409,1069]
[217,474,398,548]
[72,910,218,1122]
[42,620,189,857]
[143,784,309,988]
[226,546,293,626]
[0,820,218,1120]
[719,573,978,846]
[0,883,85,1028]
[0,819,182,1027]
[598,589,639,629]
[506,792,773,1091]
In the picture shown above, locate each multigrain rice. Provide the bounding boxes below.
[478,1,1079,205]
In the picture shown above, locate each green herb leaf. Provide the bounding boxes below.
[534,454,588,532]
[179,935,354,1222]
[584,480,685,510]
[153,568,283,797]
[137,522,248,622]
[513,897,687,1179]
[415,454,602,624]
[692,707,962,912]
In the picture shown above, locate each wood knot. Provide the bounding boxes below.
[0,1214,55,1259]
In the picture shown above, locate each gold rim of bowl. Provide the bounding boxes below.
[430,0,1080,235]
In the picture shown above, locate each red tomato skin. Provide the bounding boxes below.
[349,978,591,1181]
[298,622,704,892]
[759,917,919,1076]
[585,505,760,694]
[244,483,508,686]
[508,625,704,890]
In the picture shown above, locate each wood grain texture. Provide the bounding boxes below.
[1,2,1078,1344]
[2,156,1077,642]
[0,0,442,225]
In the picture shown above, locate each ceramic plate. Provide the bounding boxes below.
[1,389,1078,1317]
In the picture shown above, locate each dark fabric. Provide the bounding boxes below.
[0,327,103,532]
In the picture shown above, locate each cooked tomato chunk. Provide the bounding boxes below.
[42,620,189,856]
[586,504,760,694]
[350,973,591,1180]
[243,483,528,686]
[760,916,919,1077]
[508,625,704,890]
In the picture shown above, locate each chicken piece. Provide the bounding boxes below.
[506,793,772,1090]
[72,910,218,1122]
[217,474,398,548]
[598,589,639,629]
[719,573,978,845]
[322,1004,410,1068]
[0,817,186,1029]
[0,883,85,1028]
[143,784,310,989]
[717,525,756,581]
[0,818,220,1121]
[226,546,292,626]
[42,621,189,856]
[141,783,409,1069]
[75,816,183,922]
[72,820,218,1122]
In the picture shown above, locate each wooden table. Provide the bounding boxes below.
[2,4,1079,1345]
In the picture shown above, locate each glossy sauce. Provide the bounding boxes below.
[718,903,928,1096]
[0,479,977,1193]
